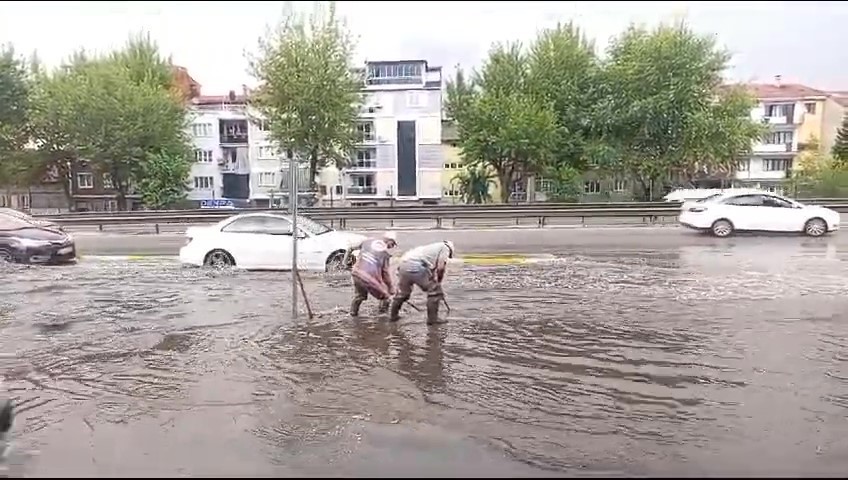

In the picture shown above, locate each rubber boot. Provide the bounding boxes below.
[389,296,406,322]
[426,296,446,325]
[350,297,364,317]
[378,299,390,314]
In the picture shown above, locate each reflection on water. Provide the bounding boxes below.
[1,240,848,476]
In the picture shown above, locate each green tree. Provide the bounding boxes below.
[526,22,603,171]
[29,38,191,210]
[137,151,192,209]
[602,21,764,199]
[0,44,35,192]
[447,43,561,203]
[452,165,495,204]
[248,1,363,190]
[832,114,848,166]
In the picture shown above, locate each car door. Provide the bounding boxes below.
[219,216,287,269]
[259,216,296,270]
[721,194,766,231]
[761,195,805,232]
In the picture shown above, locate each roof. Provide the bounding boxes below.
[742,83,827,100]
[828,92,848,107]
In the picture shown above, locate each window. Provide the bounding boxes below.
[349,174,377,194]
[443,187,461,197]
[763,158,792,171]
[193,176,214,190]
[194,149,213,163]
[258,146,278,159]
[222,215,292,235]
[253,119,270,131]
[724,194,763,206]
[583,180,601,194]
[612,180,627,192]
[357,122,375,142]
[443,162,461,169]
[765,104,790,117]
[105,200,118,211]
[366,63,423,85]
[406,92,424,107]
[191,123,213,137]
[804,102,816,114]
[737,159,750,171]
[762,195,794,208]
[764,131,793,145]
[352,148,377,168]
[102,173,114,189]
[258,172,277,187]
[77,172,94,189]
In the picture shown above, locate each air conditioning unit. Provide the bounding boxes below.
[217,158,226,165]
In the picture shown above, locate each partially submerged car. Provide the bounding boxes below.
[0,208,64,232]
[0,216,76,265]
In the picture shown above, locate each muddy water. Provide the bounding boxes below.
[1,242,848,477]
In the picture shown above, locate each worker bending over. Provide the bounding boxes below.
[345,232,398,317]
[390,240,455,325]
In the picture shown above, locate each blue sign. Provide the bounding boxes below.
[199,199,235,209]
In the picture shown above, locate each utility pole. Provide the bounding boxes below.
[289,160,298,319]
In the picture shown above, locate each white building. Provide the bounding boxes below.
[185,59,446,207]
[318,59,445,205]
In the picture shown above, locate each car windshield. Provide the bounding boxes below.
[695,194,723,203]
[296,215,333,236]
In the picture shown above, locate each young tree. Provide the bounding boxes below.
[452,165,496,204]
[137,151,192,209]
[602,21,764,199]
[248,1,363,190]
[832,114,848,167]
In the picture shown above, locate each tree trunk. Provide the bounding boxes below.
[497,171,512,204]
[309,150,319,191]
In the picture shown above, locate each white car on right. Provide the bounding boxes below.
[678,191,841,237]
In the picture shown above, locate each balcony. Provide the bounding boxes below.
[347,186,378,195]
[349,147,377,169]
[753,142,793,154]
[356,122,376,144]
[764,116,788,125]
[219,119,249,145]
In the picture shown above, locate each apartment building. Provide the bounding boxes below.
[186,92,252,207]
[735,79,843,190]
[319,59,445,205]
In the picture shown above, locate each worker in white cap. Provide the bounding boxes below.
[346,231,398,317]
[389,240,454,325]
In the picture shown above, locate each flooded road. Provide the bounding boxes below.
[2,240,848,477]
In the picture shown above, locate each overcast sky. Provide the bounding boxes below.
[1,1,845,95]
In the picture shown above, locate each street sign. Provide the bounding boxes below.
[199,199,235,209]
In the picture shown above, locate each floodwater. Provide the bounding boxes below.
[2,241,848,477]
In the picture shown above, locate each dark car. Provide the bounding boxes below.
[0,208,64,232]
[0,216,76,265]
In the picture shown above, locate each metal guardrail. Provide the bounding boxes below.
[36,202,848,234]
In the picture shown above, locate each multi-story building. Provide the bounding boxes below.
[319,59,445,205]
[735,78,845,190]
[185,92,252,207]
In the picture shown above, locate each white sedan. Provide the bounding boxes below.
[179,212,367,271]
[678,192,841,237]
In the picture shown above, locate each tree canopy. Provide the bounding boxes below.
[447,19,766,202]
[248,1,363,190]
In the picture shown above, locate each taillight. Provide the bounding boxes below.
[688,207,708,213]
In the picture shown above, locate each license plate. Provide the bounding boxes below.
[57,247,73,255]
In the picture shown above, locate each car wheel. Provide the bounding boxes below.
[804,217,827,237]
[204,249,235,268]
[711,219,734,238]
[0,248,12,263]
[325,250,348,272]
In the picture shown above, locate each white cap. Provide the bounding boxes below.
[383,231,398,242]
